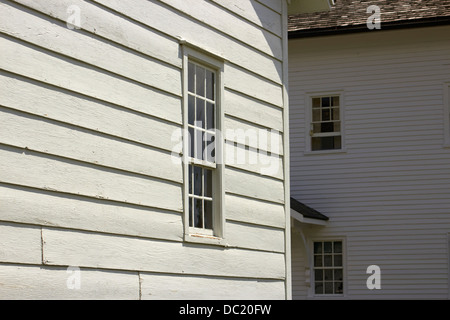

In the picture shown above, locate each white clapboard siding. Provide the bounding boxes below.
[0,146,183,212]
[224,89,284,132]
[159,0,282,60]
[0,223,42,265]
[0,73,181,154]
[225,167,285,204]
[289,25,450,299]
[11,0,182,67]
[0,264,139,300]
[0,1,181,96]
[42,228,286,279]
[140,273,285,300]
[257,0,282,13]
[225,194,285,229]
[212,0,282,36]
[0,185,183,242]
[0,108,182,183]
[91,0,283,84]
[291,229,308,300]
[0,35,182,124]
[225,221,285,253]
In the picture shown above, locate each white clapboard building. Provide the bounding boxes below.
[288,0,450,299]
[0,0,333,299]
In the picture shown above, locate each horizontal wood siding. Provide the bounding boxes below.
[0,0,288,299]
[289,26,450,299]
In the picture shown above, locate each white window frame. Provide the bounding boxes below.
[181,43,225,246]
[443,82,450,148]
[308,237,347,299]
[304,91,346,154]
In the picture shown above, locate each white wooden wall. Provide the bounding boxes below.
[0,0,289,299]
[289,25,450,299]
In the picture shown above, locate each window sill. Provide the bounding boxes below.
[184,233,227,246]
[303,148,347,156]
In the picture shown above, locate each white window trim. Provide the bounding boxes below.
[307,237,347,299]
[181,43,226,246]
[443,82,450,148]
[304,91,347,155]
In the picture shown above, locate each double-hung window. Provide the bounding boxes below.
[312,240,344,296]
[308,93,344,152]
[182,45,224,243]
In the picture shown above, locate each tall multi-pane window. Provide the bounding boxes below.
[313,240,344,295]
[310,95,342,151]
[187,60,217,235]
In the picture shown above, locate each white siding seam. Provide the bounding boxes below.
[0,71,183,130]
[0,31,182,99]
[3,0,182,69]
[225,87,283,111]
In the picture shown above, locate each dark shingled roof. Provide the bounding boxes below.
[290,197,329,221]
[289,0,450,37]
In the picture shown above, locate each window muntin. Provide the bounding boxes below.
[310,95,342,151]
[187,60,217,234]
[313,240,344,295]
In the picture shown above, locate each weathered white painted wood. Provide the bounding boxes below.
[0,223,42,264]
[224,116,284,155]
[0,2,182,96]
[0,185,183,242]
[42,228,286,279]
[225,63,283,107]
[140,273,285,299]
[0,145,183,212]
[224,89,284,131]
[11,0,181,67]
[160,0,282,60]
[225,193,285,228]
[0,73,181,153]
[226,221,285,253]
[0,264,139,299]
[0,35,182,124]
[212,0,282,36]
[225,167,285,204]
[256,0,282,13]
[91,0,283,84]
[225,142,283,180]
[0,108,182,183]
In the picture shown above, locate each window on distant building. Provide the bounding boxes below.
[308,94,344,152]
[182,44,224,244]
[312,240,344,295]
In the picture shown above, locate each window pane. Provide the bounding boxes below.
[324,282,333,294]
[324,255,332,266]
[314,242,322,254]
[334,241,342,253]
[334,269,343,281]
[334,136,342,149]
[312,136,339,151]
[332,108,340,121]
[196,98,205,129]
[334,122,341,132]
[205,133,215,163]
[314,269,323,281]
[188,127,194,158]
[313,123,321,133]
[312,98,320,108]
[314,255,322,267]
[321,122,334,133]
[324,269,333,281]
[322,109,331,121]
[331,96,339,107]
[194,198,203,228]
[188,95,195,125]
[195,129,204,160]
[206,102,215,130]
[204,200,213,229]
[193,166,202,196]
[204,169,212,198]
[322,97,330,107]
[188,165,192,194]
[312,109,320,122]
[315,282,324,295]
[196,65,205,96]
[335,282,344,294]
[189,197,193,227]
[324,242,332,253]
[206,70,214,100]
[188,62,195,93]
[334,255,343,267]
